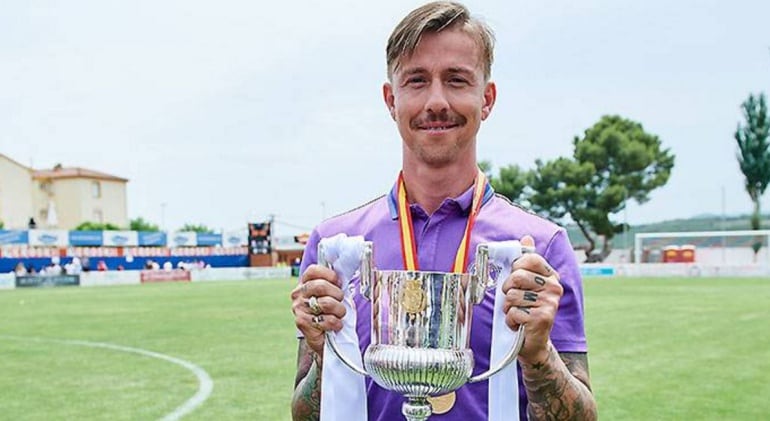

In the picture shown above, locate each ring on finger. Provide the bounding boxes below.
[312,314,324,330]
[308,296,322,315]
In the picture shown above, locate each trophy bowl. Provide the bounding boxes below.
[321,240,527,421]
[363,270,475,397]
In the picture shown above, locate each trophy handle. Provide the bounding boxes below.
[468,241,534,383]
[359,243,374,300]
[468,325,525,383]
[323,331,368,376]
[317,237,372,377]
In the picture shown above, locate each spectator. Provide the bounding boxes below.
[97,260,108,271]
[13,262,27,276]
[81,256,91,272]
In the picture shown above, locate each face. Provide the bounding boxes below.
[383,27,496,169]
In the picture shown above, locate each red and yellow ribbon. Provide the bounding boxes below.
[396,168,487,273]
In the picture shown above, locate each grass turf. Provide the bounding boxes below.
[0,277,768,420]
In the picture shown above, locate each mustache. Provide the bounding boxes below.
[410,111,466,129]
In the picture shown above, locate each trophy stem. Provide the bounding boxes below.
[402,396,432,421]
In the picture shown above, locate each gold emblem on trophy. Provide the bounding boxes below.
[402,278,427,314]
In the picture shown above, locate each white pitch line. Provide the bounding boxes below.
[0,335,213,421]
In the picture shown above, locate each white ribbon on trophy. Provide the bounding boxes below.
[317,234,368,421]
[486,240,526,421]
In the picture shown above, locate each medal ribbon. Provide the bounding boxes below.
[397,168,487,273]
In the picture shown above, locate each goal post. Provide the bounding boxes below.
[634,230,770,265]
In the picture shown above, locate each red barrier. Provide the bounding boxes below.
[140,269,191,283]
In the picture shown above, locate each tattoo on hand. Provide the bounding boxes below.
[534,275,546,286]
[523,291,538,302]
[517,306,531,314]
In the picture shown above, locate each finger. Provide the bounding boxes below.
[512,253,559,281]
[301,264,340,288]
[502,288,540,314]
[505,305,531,331]
[520,235,535,248]
[304,313,344,333]
[296,275,345,302]
[501,268,551,295]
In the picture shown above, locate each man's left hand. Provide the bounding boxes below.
[500,235,563,364]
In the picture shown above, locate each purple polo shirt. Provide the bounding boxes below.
[300,180,587,420]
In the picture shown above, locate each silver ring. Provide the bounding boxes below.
[312,314,324,330]
[308,296,321,315]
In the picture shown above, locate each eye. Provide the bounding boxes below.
[406,76,427,85]
[448,77,469,86]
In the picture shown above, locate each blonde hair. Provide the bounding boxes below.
[386,1,495,81]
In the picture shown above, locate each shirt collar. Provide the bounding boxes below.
[387,176,495,220]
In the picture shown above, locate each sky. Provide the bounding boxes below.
[1,0,769,237]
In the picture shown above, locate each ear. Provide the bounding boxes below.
[481,81,496,121]
[383,82,396,120]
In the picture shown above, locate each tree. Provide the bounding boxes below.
[735,93,770,255]
[180,223,213,233]
[494,115,675,261]
[489,164,530,204]
[130,217,160,232]
[0,219,4,229]
[568,116,674,259]
[75,221,122,231]
[528,157,595,243]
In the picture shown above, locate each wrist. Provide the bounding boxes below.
[311,350,323,368]
[518,341,554,371]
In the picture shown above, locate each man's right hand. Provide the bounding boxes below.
[290,264,347,356]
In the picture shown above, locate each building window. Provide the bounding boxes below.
[92,181,101,198]
[40,181,53,194]
[93,209,103,223]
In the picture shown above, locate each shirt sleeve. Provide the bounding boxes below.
[543,228,588,353]
[299,228,322,276]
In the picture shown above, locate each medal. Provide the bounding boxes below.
[427,391,456,414]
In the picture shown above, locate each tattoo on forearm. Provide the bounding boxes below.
[522,348,597,421]
[292,340,322,421]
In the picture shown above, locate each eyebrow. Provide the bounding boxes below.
[399,66,477,78]
[446,66,475,77]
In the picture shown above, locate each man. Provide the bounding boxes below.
[290,2,597,420]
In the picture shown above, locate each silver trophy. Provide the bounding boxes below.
[320,239,528,421]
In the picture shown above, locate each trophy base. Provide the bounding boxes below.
[364,344,474,396]
[403,397,432,421]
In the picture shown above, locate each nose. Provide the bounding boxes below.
[424,82,449,115]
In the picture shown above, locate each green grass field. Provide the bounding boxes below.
[1,277,769,420]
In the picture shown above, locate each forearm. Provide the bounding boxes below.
[292,349,323,421]
[521,344,597,421]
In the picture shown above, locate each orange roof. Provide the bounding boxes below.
[33,167,128,182]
